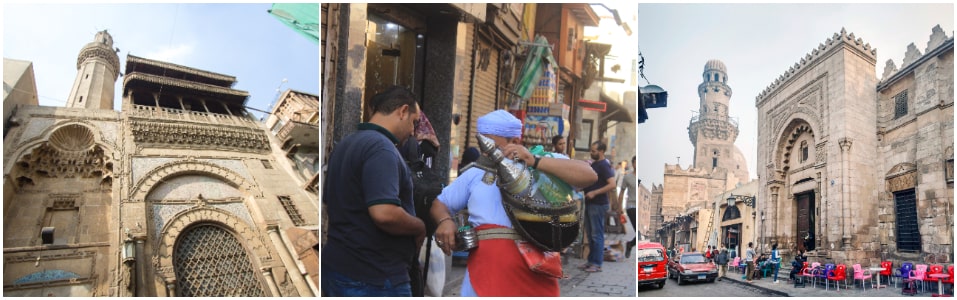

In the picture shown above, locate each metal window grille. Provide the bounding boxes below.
[893,189,921,252]
[278,196,305,226]
[173,224,265,296]
[261,159,273,169]
[894,90,908,119]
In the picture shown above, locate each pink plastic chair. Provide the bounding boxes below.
[852,264,873,290]
[908,264,928,294]
[730,257,740,273]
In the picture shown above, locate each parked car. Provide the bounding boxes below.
[637,241,668,289]
[667,252,718,285]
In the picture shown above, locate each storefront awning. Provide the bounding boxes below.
[600,92,633,123]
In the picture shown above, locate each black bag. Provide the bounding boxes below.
[409,255,424,297]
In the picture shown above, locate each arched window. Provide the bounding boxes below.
[174,224,265,296]
[723,205,741,221]
[714,73,719,82]
[800,141,809,162]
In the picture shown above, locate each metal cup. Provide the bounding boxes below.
[455,226,478,251]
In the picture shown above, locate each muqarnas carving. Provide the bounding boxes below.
[13,124,113,188]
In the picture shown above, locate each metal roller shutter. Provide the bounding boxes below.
[468,34,500,147]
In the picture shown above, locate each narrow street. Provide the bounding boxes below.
[638,274,781,297]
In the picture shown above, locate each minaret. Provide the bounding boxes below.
[66,30,120,110]
[687,60,749,181]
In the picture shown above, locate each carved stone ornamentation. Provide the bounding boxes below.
[839,138,852,152]
[130,119,270,153]
[12,126,113,187]
[886,172,918,193]
[77,46,120,79]
[816,142,827,164]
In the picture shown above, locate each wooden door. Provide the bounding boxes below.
[795,191,815,251]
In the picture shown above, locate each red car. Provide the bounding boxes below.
[637,241,668,289]
[667,252,718,285]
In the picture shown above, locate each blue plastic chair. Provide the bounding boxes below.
[815,264,835,288]
[893,262,914,288]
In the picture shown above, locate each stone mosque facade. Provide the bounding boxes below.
[755,26,953,265]
[3,31,319,296]
[659,61,749,226]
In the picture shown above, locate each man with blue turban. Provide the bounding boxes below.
[429,110,596,296]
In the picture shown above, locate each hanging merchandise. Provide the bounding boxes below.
[508,35,557,111]
[526,63,556,116]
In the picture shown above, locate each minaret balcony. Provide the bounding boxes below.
[690,113,739,128]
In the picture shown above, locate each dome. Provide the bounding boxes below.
[704,59,727,73]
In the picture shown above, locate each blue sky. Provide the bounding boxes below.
[637,3,954,186]
[3,3,319,119]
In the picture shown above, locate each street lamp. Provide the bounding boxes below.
[727,194,755,208]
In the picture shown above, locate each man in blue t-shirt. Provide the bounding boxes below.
[322,86,426,297]
[580,141,616,273]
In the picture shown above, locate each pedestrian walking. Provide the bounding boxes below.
[321,86,426,297]
[715,245,729,281]
[617,156,637,258]
[770,243,781,283]
[581,141,617,273]
[429,110,597,296]
[745,242,756,283]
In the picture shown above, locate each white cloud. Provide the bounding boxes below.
[143,43,194,63]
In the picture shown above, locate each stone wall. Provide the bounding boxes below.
[876,37,954,264]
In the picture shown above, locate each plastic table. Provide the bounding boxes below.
[928,273,950,296]
[868,267,887,289]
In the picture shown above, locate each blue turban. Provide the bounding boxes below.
[477,110,522,138]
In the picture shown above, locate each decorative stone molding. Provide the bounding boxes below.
[5,250,97,264]
[838,138,852,152]
[882,59,898,81]
[902,43,923,68]
[688,118,739,145]
[49,193,82,208]
[767,74,826,139]
[130,159,261,201]
[129,119,269,153]
[815,142,827,164]
[756,28,876,105]
[776,121,815,172]
[77,45,120,79]
[12,141,113,188]
[885,162,918,192]
[150,202,255,238]
[926,25,948,53]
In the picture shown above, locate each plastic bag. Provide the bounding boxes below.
[418,239,446,297]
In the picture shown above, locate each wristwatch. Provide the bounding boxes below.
[532,155,542,169]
